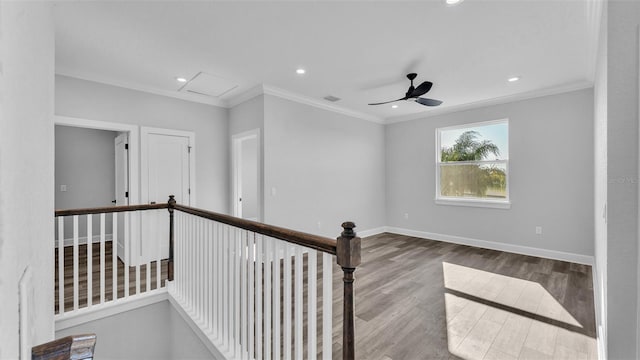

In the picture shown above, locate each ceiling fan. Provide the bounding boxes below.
[368,73,442,107]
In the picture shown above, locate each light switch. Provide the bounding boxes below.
[60,185,67,192]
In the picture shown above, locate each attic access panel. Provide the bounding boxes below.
[179,72,238,98]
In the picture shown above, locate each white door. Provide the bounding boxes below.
[232,129,260,221]
[141,131,191,264]
[114,132,129,263]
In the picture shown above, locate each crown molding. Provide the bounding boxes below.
[55,68,229,108]
[263,85,385,124]
[56,69,593,127]
[228,84,385,124]
[385,80,594,125]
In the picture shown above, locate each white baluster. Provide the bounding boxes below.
[273,239,281,360]
[58,217,64,314]
[196,218,201,318]
[284,244,292,360]
[295,246,303,360]
[100,213,106,304]
[241,230,248,359]
[256,234,263,360]
[264,237,272,360]
[208,220,214,333]
[223,224,230,350]
[73,215,79,310]
[308,249,317,360]
[113,213,118,300]
[322,252,333,360]
[235,228,241,357]
[248,232,255,360]
[87,215,92,308]
[124,212,130,298]
[156,213,161,291]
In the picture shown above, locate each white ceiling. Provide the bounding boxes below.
[53,1,599,123]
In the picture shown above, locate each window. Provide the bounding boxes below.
[436,119,509,208]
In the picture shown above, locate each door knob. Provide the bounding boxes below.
[150,201,156,204]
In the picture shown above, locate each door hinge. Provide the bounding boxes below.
[125,191,129,198]
[125,144,129,150]
[188,146,192,153]
[188,188,191,195]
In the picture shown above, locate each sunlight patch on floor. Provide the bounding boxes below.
[443,262,597,360]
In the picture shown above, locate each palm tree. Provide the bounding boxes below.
[440,131,506,198]
[441,131,500,162]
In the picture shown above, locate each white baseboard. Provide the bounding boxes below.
[54,234,113,248]
[357,227,387,238]
[384,226,594,265]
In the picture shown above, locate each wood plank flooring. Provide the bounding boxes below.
[330,233,597,360]
[55,234,596,360]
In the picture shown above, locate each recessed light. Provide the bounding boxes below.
[296,68,306,75]
[391,105,399,109]
[176,77,187,83]
[446,0,463,5]
[508,76,520,82]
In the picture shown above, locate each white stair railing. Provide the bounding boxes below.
[169,209,336,359]
[53,198,362,359]
[54,204,169,318]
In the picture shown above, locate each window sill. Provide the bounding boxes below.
[435,198,511,209]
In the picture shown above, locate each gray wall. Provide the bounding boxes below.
[55,125,119,240]
[56,301,214,359]
[603,1,640,358]
[229,95,264,220]
[229,95,264,135]
[55,75,230,213]
[0,2,55,356]
[55,126,117,209]
[386,89,594,256]
[263,94,386,237]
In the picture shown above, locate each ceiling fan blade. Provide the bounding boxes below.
[368,97,407,105]
[416,97,443,107]
[410,81,433,97]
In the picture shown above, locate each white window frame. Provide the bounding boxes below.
[435,119,511,209]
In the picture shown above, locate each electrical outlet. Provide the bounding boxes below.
[271,187,276,196]
[535,226,542,235]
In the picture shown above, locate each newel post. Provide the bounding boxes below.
[168,195,176,281]
[336,221,361,360]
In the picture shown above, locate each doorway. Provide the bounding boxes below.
[232,129,260,221]
[54,116,139,265]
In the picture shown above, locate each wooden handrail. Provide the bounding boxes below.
[55,203,168,216]
[53,200,337,254]
[53,196,359,359]
[173,204,337,255]
[32,333,96,360]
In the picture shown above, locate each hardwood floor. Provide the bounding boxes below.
[55,234,596,360]
[55,241,168,314]
[331,233,597,360]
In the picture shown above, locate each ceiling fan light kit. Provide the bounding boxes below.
[368,73,442,107]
